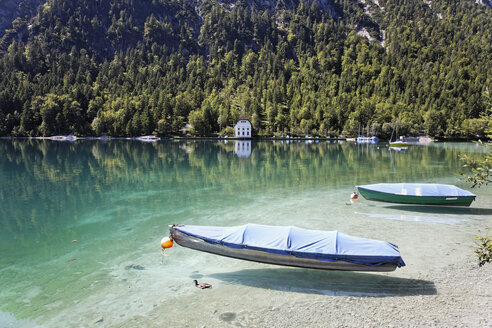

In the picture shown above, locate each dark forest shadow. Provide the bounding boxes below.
[208,268,436,297]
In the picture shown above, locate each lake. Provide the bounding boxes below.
[0,139,491,327]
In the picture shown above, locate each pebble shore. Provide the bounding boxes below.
[116,260,491,328]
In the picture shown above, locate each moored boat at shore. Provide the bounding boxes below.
[389,139,408,147]
[356,183,476,206]
[49,134,77,141]
[168,224,405,272]
[135,135,160,142]
[357,136,378,144]
[398,136,435,144]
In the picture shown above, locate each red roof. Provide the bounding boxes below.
[240,116,248,120]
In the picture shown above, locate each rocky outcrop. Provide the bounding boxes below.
[475,0,492,8]
[0,0,42,37]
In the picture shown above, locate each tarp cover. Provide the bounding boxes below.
[357,183,475,197]
[174,224,405,267]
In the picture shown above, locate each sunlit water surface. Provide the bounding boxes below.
[0,139,491,327]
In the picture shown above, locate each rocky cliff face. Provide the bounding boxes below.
[0,0,22,34]
[0,0,42,36]
[0,0,489,54]
[475,0,492,8]
[0,0,341,37]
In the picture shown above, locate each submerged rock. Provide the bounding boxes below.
[219,312,236,322]
[125,264,145,270]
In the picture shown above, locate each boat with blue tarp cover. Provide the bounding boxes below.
[357,183,476,206]
[357,136,378,144]
[169,224,405,272]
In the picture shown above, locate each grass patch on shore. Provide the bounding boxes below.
[474,228,492,267]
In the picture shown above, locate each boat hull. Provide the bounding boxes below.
[357,136,378,144]
[357,186,475,206]
[170,227,398,272]
[389,141,408,147]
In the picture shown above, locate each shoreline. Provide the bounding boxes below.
[0,135,483,143]
[0,135,347,141]
[30,255,492,328]
[113,260,491,328]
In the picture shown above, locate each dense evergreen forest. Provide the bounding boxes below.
[0,0,490,138]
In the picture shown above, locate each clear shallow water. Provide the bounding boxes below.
[0,139,491,327]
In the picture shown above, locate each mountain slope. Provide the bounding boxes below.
[0,0,490,138]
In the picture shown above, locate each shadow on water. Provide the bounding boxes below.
[355,211,466,224]
[208,268,436,297]
[383,205,492,216]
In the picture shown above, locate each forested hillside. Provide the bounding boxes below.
[0,0,490,138]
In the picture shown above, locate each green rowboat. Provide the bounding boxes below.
[356,183,476,207]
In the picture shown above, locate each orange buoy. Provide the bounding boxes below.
[350,192,358,200]
[160,237,174,249]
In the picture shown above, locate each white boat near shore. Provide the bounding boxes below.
[49,134,78,141]
[357,136,378,144]
[135,135,160,142]
[398,136,434,144]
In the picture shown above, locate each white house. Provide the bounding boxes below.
[234,116,252,138]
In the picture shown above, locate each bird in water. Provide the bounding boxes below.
[193,280,212,289]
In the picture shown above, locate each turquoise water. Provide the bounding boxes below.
[0,139,491,326]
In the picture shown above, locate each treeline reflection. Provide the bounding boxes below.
[0,140,481,238]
